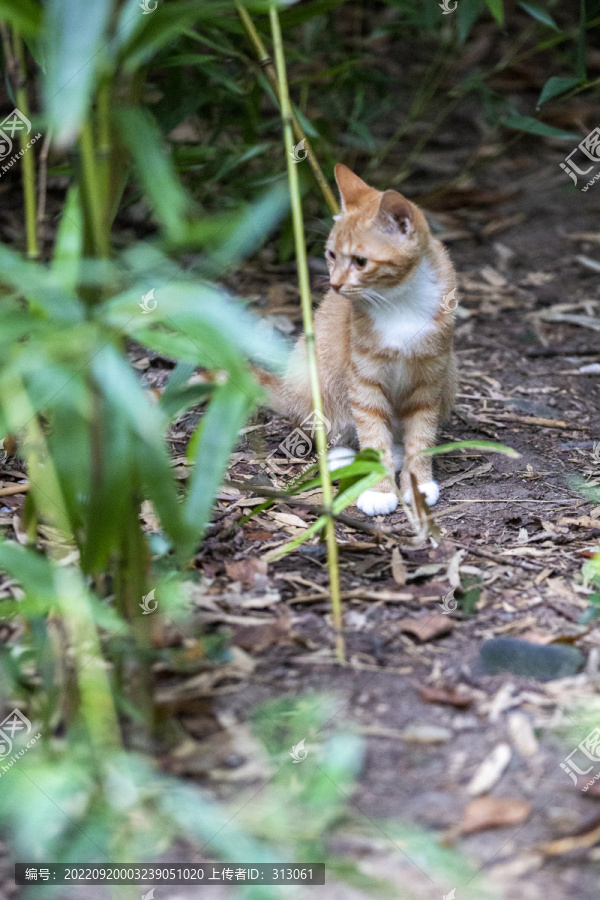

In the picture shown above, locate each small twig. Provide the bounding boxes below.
[446,537,546,572]
[223,479,394,539]
[525,347,600,357]
[0,483,29,497]
[288,587,412,606]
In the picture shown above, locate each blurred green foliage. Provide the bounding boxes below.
[0,0,597,895]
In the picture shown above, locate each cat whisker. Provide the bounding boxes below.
[362,289,394,311]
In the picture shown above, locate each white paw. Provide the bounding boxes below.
[357,490,398,516]
[328,446,356,472]
[403,480,440,507]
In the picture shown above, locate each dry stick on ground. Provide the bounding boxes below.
[236,3,339,217]
[223,479,395,539]
[446,537,547,572]
[269,5,345,661]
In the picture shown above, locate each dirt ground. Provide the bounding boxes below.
[158,140,600,900]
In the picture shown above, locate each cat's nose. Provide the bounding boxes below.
[330,281,343,292]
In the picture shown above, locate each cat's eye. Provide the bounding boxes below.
[326,249,336,261]
[353,256,367,269]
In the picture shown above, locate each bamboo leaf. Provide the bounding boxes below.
[183,379,253,551]
[116,107,191,241]
[43,0,112,146]
[0,0,42,36]
[502,114,579,141]
[51,185,84,292]
[537,76,581,106]
[280,0,346,27]
[0,244,83,324]
[519,2,561,30]
[485,0,504,25]
[457,0,485,41]
[118,0,240,70]
[423,440,520,458]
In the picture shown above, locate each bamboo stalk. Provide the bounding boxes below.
[237,2,339,217]
[79,119,110,260]
[2,28,39,258]
[269,4,344,661]
[96,80,112,227]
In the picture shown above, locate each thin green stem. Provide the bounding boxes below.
[237,2,339,217]
[11,31,38,259]
[79,119,110,260]
[269,4,344,661]
[577,0,587,80]
[97,80,112,227]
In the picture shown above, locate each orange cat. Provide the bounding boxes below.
[274,164,457,516]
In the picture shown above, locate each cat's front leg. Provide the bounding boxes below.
[349,383,398,516]
[400,405,440,507]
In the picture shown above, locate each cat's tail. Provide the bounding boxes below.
[253,367,288,415]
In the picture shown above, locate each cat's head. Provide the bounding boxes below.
[325,164,428,299]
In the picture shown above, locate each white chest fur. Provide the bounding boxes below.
[368,259,443,354]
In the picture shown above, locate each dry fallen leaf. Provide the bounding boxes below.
[245,529,273,542]
[391,547,407,586]
[446,548,466,590]
[538,822,600,856]
[225,558,268,587]
[416,684,475,708]
[397,615,454,642]
[233,615,291,653]
[268,511,308,530]
[467,743,512,796]
[508,712,539,759]
[458,796,531,835]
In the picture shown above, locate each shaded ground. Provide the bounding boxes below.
[156,142,600,899]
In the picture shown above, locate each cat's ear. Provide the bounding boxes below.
[334,164,371,210]
[375,190,414,237]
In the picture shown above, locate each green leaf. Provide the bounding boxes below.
[51,185,84,291]
[0,0,42,36]
[280,0,346,27]
[159,361,215,419]
[159,383,214,421]
[91,346,194,557]
[537,75,581,109]
[118,1,240,71]
[175,182,290,268]
[457,0,485,41]
[519,2,561,30]
[183,379,253,551]
[116,107,191,241]
[0,244,83,325]
[204,182,290,273]
[502,114,579,141]
[485,0,504,25]
[266,453,386,561]
[0,541,58,607]
[43,0,112,146]
[423,440,519,458]
[108,281,287,373]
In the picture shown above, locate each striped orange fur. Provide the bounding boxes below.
[272,164,458,516]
